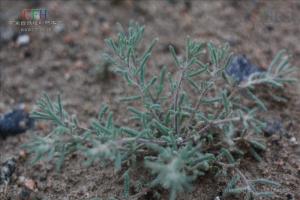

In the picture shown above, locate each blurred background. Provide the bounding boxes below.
[0,0,299,199]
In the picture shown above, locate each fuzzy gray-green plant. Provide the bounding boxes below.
[25,22,295,200]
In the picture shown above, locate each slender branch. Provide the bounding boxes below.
[130,188,151,200]
[211,117,241,125]
[117,53,160,121]
[189,86,209,123]
[173,68,186,135]
[236,168,254,193]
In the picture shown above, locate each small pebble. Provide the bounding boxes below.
[226,55,263,83]
[18,187,42,200]
[18,176,26,184]
[98,16,107,23]
[290,137,298,145]
[24,178,37,191]
[18,150,27,160]
[0,105,34,138]
[0,158,16,185]
[16,34,30,46]
[18,187,31,200]
[286,193,294,200]
[23,49,32,58]
[264,119,284,137]
[54,23,65,33]
[176,137,183,143]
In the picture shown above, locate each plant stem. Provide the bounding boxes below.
[236,168,254,194]
[173,68,186,135]
[189,86,209,123]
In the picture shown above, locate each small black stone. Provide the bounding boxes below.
[0,107,34,138]
[19,187,31,200]
[286,193,294,200]
[266,25,274,32]
[98,16,107,23]
[264,119,284,137]
[24,50,32,58]
[0,158,16,185]
[226,55,264,83]
[184,0,192,11]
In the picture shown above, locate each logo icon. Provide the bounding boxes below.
[8,8,61,33]
[20,8,48,21]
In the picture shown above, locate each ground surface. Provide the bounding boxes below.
[0,0,299,200]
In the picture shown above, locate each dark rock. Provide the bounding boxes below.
[98,16,107,23]
[23,49,32,58]
[18,187,43,200]
[286,193,294,200]
[266,24,274,32]
[226,55,264,83]
[184,0,192,11]
[18,187,31,200]
[0,158,16,185]
[264,119,284,137]
[0,106,34,138]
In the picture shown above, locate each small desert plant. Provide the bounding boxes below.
[25,22,295,200]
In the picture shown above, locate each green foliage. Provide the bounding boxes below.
[145,145,213,200]
[223,169,280,200]
[239,49,296,88]
[25,22,295,199]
